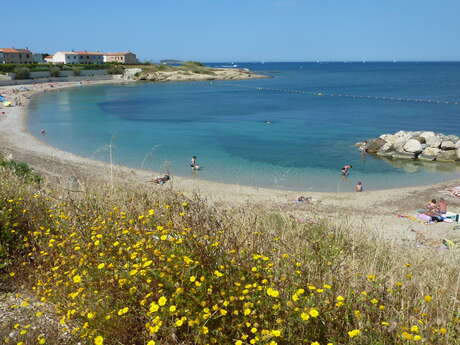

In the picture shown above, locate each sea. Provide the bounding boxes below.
[27,62,460,192]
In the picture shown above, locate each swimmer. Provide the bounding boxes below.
[190,156,200,170]
[341,164,352,176]
[40,129,46,135]
[355,181,363,192]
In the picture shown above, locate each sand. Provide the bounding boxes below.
[2,79,460,250]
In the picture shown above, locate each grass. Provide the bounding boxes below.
[1,160,460,345]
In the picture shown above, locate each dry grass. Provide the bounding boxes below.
[1,167,460,345]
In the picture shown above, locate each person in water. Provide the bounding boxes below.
[191,156,200,170]
[355,181,363,192]
[341,164,352,176]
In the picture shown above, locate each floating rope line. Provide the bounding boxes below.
[224,83,460,106]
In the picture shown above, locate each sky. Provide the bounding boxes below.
[3,0,460,62]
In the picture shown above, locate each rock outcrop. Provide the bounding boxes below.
[356,130,460,163]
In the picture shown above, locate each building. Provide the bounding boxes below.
[0,48,34,64]
[44,55,54,63]
[103,52,138,64]
[33,53,48,63]
[52,51,104,64]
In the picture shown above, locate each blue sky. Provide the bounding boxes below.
[3,0,460,61]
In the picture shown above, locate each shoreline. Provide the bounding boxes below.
[2,79,460,246]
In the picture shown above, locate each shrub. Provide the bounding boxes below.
[13,66,30,80]
[108,65,124,75]
[72,67,81,76]
[49,66,61,77]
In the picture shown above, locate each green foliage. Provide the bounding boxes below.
[0,155,42,184]
[72,67,82,76]
[13,66,30,80]
[49,66,61,77]
[107,65,125,75]
[182,61,204,67]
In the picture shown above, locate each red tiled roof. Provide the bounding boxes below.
[58,51,103,55]
[104,52,133,56]
[45,55,53,59]
[0,48,32,53]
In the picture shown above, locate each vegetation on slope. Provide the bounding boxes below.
[0,159,459,345]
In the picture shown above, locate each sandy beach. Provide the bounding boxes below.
[1,79,460,250]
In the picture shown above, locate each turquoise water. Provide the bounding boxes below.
[27,62,460,192]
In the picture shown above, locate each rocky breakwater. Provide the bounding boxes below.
[356,131,460,162]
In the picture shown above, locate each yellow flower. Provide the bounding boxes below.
[266,287,280,298]
[97,263,105,269]
[87,312,95,319]
[336,296,344,301]
[72,275,82,283]
[309,309,319,318]
[413,335,422,341]
[311,342,320,345]
[410,325,419,333]
[348,329,361,338]
[147,341,156,345]
[38,337,46,345]
[402,332,413,340]
[94,336,104,345]
[202,326,209,334]
[150,303,159,312]
[424,295,432,302]
[300,312,310,321]
[214,270,224,277]
[271,330,281,337]
[370,298,378,304]
[158,296,167,306]
[235,341,243,345]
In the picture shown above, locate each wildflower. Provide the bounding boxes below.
[94,336,104,345]
[38,336,46,344]
[266,287,279,298]
[410,325,419,333]
[348,329,361,338]
[87,312,95,319]
[309,309,319,318]
[97,263,105,269]
[300,312,310,321]
[235,341,243,345]
[158,296,167,306]
[370,298,378,304]
[72,275,82,283]
[424,295,432,302]
[413,335,422,341]
[402,332,413,340]
[202,326,209,334]
[169,305,177,312]
[149,303,159,313]
[271,330,281,337]
[311,342,320,345]
[214,270,224,277]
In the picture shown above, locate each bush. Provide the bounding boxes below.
[13,66,30,80]
[108,65,124,75]
[72,67,82,76]
[49,66,61,77]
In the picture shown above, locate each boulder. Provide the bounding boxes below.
[411,135,426,144]
[441,140,456,150]
[403,139,423,153]
[365,138,386,153]
[422,147,441,157]
[447,135,459,142]
[456,140,460,149]
[420,131,436,139]
[392,151,416,160]
[418,154,436,162]
[378,142,393,153]
[437,150,457,162]
[393,137,408,151]
[376,150,395,158]
[425,135,441,148]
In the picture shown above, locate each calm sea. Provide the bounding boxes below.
[27,62,460,192]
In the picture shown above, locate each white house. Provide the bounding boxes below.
[52,51,104,64]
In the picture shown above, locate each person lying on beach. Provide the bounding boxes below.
[424,199,443,222]
[150,174,170,185]
[341,164,352,176]
[296,196,311,203]
[355,181,363,192]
